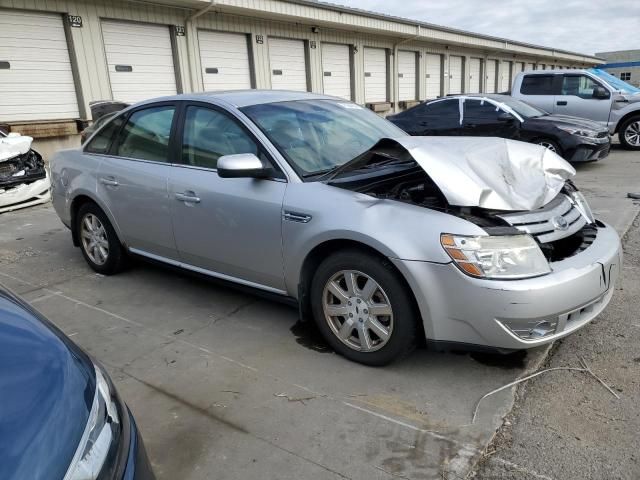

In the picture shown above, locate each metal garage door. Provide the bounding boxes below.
[321,43,351,100]
[448,55,463,94]
[364,47,387,103]
[102,20,177,103]
[425,54,442,99]
[198,31,251,91]
[525,62,535,71]
[468,58,482,93]
[398,50,417,101]
[499,61,512,92]
[269,38,307,91]
[486,60,497,93]
[513,62,524,78]
[0,10,79,122]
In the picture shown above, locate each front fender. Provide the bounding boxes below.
[281,182,485,295]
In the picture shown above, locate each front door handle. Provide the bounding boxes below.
[556,101,568,106]
[175,192,201,204]
[99,176,119,187]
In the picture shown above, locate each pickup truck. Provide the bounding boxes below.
[511,68,640,150]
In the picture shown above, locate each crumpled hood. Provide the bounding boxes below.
[391,136,576,211]
[0,134,33,162]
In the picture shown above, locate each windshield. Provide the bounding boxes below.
[241,100,406,177]
[589,68,640,95]
[494,97,548,118]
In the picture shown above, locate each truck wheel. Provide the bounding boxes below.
[619,117,640,150]
[76,202,127,275]
[310,249,418,366]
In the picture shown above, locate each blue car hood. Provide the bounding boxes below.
[0,290,95,480]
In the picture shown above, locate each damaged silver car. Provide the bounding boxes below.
[0,131,50,213]
[50,91,622,365]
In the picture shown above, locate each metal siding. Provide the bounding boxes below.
[198,30,252,91]
[425,53,442,99]
[499,60,511,91]
[0,9,80,121]
[448,55,463,94]
[101,20,177,103]
[268,37,307,91]
[363,47,387,103]
[321,43,351,100]
[397,50,417,101]
[486,59,497,93]
[468,57,481,93]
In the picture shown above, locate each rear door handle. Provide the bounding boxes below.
[175,192,201,204]
[99,176,119,187]
[556,101,568,106]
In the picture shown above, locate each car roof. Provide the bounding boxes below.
[430,94,511,102]
[518,69,586,75]
[132,90,340,109]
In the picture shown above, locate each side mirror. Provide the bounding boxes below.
[497,112,515,122]
[593,86,610,99]
[217,153,271,179]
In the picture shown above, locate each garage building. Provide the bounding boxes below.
[0,0,602,157]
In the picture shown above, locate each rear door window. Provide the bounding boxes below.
[423,99,459,117]
[84,115,125,154]
[113,105,176,162]
[520,75,556,95]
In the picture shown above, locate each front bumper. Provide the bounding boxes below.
[393,221,622,350]
[122,411,155,480]
[568,139,611,162]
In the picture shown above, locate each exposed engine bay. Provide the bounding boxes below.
[329,140,597,263]
[0,133,51,213]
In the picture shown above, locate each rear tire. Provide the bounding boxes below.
[618,116,640,150]
[76,202,126,275]
[310,249,418,366]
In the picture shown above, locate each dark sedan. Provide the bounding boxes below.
[0,286,154,480]
[388,94,611,162]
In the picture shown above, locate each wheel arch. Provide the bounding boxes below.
[296,238,426,343]
[614,111,640,134]
[70,194,125,247]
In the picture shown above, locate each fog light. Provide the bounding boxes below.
[500,318,558,340]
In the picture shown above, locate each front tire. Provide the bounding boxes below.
[76,202,126,275]
[310,250,418,366]
[535,138,562,156]
[619,116,640,150]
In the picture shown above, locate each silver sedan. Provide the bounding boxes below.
[50,91,621,365]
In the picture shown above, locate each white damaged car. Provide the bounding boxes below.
[50,91,622,365]
[0,131,50,213]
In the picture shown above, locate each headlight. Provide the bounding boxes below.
[441,233,551,279]
[64,365,120,480]
[567,190,595,223]
[556,125,598,138]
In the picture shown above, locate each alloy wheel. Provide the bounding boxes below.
[80,213,109,266]
[624,121,640,147]
[322,270,394,352]
[538,141,557,152]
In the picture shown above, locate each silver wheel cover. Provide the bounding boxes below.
[624,121,640,147]
[322,270,394,352]
[539,141,557,152]
[80,213,109,266]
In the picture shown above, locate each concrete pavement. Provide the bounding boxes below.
[0,147,637,479]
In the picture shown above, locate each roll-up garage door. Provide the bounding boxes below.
[269,38,307,91]
[512,62,524,78]
[468,58,482,93]
[0,10,79,122]
[398,50,417,101]
[321,43,351,100]
[525,62,535,72]
[364,47,387,103]
[102,20,177,103]
[198,31,251,91]
[499,61,512,92]
[425,54,442,99]
[486,60,497,93]
[448,55,463,94]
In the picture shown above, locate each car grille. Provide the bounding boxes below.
[496,194,587,243]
